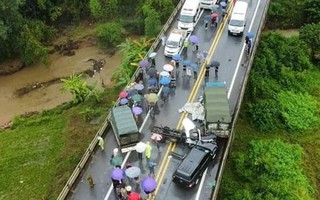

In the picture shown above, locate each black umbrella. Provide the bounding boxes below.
[147,67,158,77]
[209,60,220,67]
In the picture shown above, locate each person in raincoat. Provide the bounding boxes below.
[145,141,152,165]
[97,136,104,151]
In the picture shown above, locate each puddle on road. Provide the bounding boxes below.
[0,46,121,126]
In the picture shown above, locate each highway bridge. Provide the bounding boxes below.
[60,0,270,199]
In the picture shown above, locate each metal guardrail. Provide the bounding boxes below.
[57,1,186,199]
[210,0,271,199]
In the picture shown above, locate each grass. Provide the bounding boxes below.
[218,116,320,199]
[0,88,118,200]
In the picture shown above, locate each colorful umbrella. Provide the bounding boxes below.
[132,106,143,115]
[128,192,141,200]
[159,71,170,77]
[139,60,150,69]
[149,52,157,59]
[145,93,159,104]
[160,76,171,85]
[211,13,218,19]
[111,155,123,166]
[151,133,163,141]
[132,94,142,102]
[135,142,146,153]
[246,32,255,39]
[119,91,128,98]
[134,83,144,91]
[162,86,171,95]
[163,64,174,72]
[120,98,129,105]
[172,54,181,62]
[111,168,124,181]
[141,177,157,192]
[125,166,141,178]
[189,35,199,44]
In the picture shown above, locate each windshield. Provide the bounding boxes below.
[166,40,179,48]
[180,15,193,23]
[229,19,244,27]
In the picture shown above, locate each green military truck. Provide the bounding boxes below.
[203,82,232,137]
[110,106,140,153]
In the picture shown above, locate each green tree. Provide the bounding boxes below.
[303,0,320,24]
[89,0,103,21]
[300,23,320,60]
[277,91,318,131]
[96,22,123,47]
[143,5,161,38]
[61,73,101,104]
[233,139,314,200]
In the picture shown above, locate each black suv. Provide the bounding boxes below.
[172,142,217,187]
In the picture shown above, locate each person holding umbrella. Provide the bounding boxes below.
[141,177,157,199]
[145,141,152,165]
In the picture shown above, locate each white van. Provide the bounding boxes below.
[228,1,248,36]
[178,0,202,32]
[164,29,187,57]
[200,0,217,9]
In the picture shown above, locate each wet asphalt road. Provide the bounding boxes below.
[67,0,268,199]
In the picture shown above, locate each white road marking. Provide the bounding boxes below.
[228,0,262,99]
[195,168,208,200]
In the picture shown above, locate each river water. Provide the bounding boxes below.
[0,45,121,126]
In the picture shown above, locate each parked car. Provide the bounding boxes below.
[172,142,217,187]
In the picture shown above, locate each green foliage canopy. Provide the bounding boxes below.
[96,22,123,48]
[300,23,320,60]
[232,139,314,200]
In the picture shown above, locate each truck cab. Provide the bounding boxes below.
[164,29,187,57]
[110,106,140,153]
[200,0,217,10]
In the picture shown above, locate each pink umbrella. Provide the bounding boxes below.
[119,91,128,98]
[151,133,163,141]
[132,106,143,115]
[211,13,218,19]
[163,64,174,72]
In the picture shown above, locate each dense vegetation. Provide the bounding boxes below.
[0,0,177,66]
[219,0,320,199]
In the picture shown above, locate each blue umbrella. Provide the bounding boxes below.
[246,32,255,39]
[220,1,227,9]
[172,54,181,62]
[160,76,171,85]
[134,83,144,91]
[190,63,198,71]
[182,60,192,66]
[147,78,157,86]
[139,60,150,69]
[120,98,128,105]
[204,15,211,22]
[162,86,171,95]
[189,35,199,44]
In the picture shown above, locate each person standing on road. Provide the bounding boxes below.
[161,35,166,46]
[215,65,219,78]
[97,136,104,151]
[145,141,152,165]
[148,160,157,176]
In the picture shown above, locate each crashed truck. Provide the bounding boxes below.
[203,82,232,137]
[109,106,140,153]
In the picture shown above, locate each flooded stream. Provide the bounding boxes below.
[0,45,121,126]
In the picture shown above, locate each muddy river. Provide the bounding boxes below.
[0,45,121,126]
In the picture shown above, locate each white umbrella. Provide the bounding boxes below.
[135,142,146,153]
[163,64,174,72]
[159,71,170,77]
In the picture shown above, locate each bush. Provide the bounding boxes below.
[96,22,123,48]
[233,139,314,200]
[303,0,320,24]
[248,99,281,132]
[277,91,318,131]
[143,5,161,38]
[300,23,320,60]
